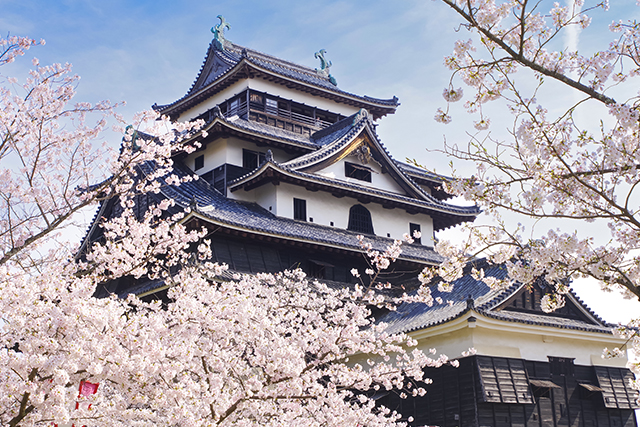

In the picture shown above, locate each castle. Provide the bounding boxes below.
[86,18,638,427]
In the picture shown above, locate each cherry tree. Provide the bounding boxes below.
[428,0,640,382]
[0,35,439,426]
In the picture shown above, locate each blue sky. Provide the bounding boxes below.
[2,0,639,323]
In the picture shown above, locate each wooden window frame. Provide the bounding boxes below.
[293,198,307,221]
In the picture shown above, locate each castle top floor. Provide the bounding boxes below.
[153,17,399,129]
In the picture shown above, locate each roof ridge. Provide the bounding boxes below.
[154,38,400,116]
[226,42,324,79]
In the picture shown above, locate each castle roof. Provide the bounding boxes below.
[153,40,399,119]
[378,262,612,335]
[145,161,444,265]
[226,110,478,229]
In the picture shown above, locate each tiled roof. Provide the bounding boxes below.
[222,42,400,106]
[310,114,358,146]
[378,262,613,335]
[227,111,479,229]
[218,115,317,148]
[147,162,444,265]
[154,40,399,115]
[394,160,452,184]
[394,161,462,201]
[229,161,479,219]
[283,111,369,170]
[483,310,612,333]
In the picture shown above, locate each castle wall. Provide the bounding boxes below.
[318,158,407,195]
[178,79,361,123]
[183,136,293,175]
[411,314,628,367]
[231,181,435,245]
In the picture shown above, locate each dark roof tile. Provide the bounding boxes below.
[151,162,444,265]
[155,41,399,114]
[378,263,612,335]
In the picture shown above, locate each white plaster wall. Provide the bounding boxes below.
[184,136,292,175]
[247,80,360,117]
[184,139,229,174]
[222,136,291,166]
[232,182,435,244]
[317,159,407,195]
[179,81,250,122]
[413,320,627,367]
[178,79,361,122]
[470,327,626,367]
[254,184,278,215]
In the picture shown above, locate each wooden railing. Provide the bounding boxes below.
[224,101,333,130]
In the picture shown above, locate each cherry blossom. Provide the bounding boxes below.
[0,35,443,426]
[429,0,640,399]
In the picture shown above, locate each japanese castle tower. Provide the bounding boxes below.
[88,18,637,427]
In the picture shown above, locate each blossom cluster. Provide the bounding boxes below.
[435,0,640,398]
[0,34,444,425]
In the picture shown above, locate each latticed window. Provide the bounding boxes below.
[266,98,278,111]
[293,198,307,221]
[347,205,374,234]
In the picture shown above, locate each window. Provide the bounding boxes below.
[529,379,559,399]
[348,205,374,234]
[345,162,372,182]
[242,149,266,170]
[229,98,239,113]
[309,259,333,279]
[549,357,575,377]
[250,93,263,104]
[409,223,421,244]
[293,198,307,221]
[194,155,204,170]
[266,98,278,111]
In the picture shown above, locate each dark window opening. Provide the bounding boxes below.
[308,260,334,279]
[291,104,305,115]
[348,205,374,234]
[310,263,325,279]
[549,356,575,377]
[243,89,346,133]
[293,198,307,221]
[578,383,604,399]
[194,155,204,170]
[345,162,372,182]
[409,223,422,244]
[242,149,266,170]
[530,382,553,399]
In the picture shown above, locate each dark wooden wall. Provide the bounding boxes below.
[378,356,638,427]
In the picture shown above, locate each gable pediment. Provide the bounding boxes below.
[494,282,602,325]
[287,119,427,199]
[302,132,380,173]
[190,48,236,95]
